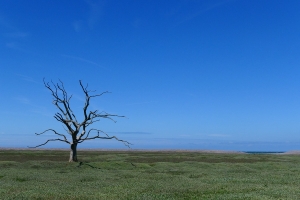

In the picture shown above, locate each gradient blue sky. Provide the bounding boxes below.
[1,0,300,151]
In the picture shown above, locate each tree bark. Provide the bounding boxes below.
[69,143,78,162]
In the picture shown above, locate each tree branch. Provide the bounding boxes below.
[78,129,132,148]
[28,138,70,148]
[29,129,71,148]
[35,129,68,140]
[44,78,79,130]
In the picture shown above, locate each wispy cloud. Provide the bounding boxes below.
[208,134,231,138]
[16,74,40,84]
[124,101,158,106]
[85,0,104,29]
[108,132,152,135]
[15,96,31,105]
[72,20,84,32]
[5,32,29,38]
[13,94,53,117]
[187,93,197,97]
[175,0,235,26]
[5,42,27,52]
[73,0,104,32]
[30,109,53,118]
[132,18,142,28]
[1,14,30,51]
[5,41,34,54]
[0,15,14,30]
[61,54,105,69]
[179,134,192,137]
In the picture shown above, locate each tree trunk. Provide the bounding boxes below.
[69,143,78,162]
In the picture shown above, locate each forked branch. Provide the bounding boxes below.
[29,128,70,148]
[77,128,131,148]
[28,138,70,148]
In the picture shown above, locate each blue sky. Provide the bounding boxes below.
[1,0,300,151]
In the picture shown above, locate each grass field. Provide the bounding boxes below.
[0,149,300,199]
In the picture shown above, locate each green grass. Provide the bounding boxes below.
[0,150,300,199]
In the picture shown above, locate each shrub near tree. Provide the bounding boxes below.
[30,79,131,162]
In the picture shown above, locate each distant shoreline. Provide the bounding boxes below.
[0,147,242,153]
[1,147,299,154]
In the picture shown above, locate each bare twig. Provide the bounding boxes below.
[28,138,70,148]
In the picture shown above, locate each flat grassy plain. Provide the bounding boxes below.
[0,150,300,199]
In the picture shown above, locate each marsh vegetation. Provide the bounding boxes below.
[0,150,299,199]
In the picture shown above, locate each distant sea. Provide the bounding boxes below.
[243,151,285,154]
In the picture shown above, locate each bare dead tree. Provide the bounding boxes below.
[29,79,131,162]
